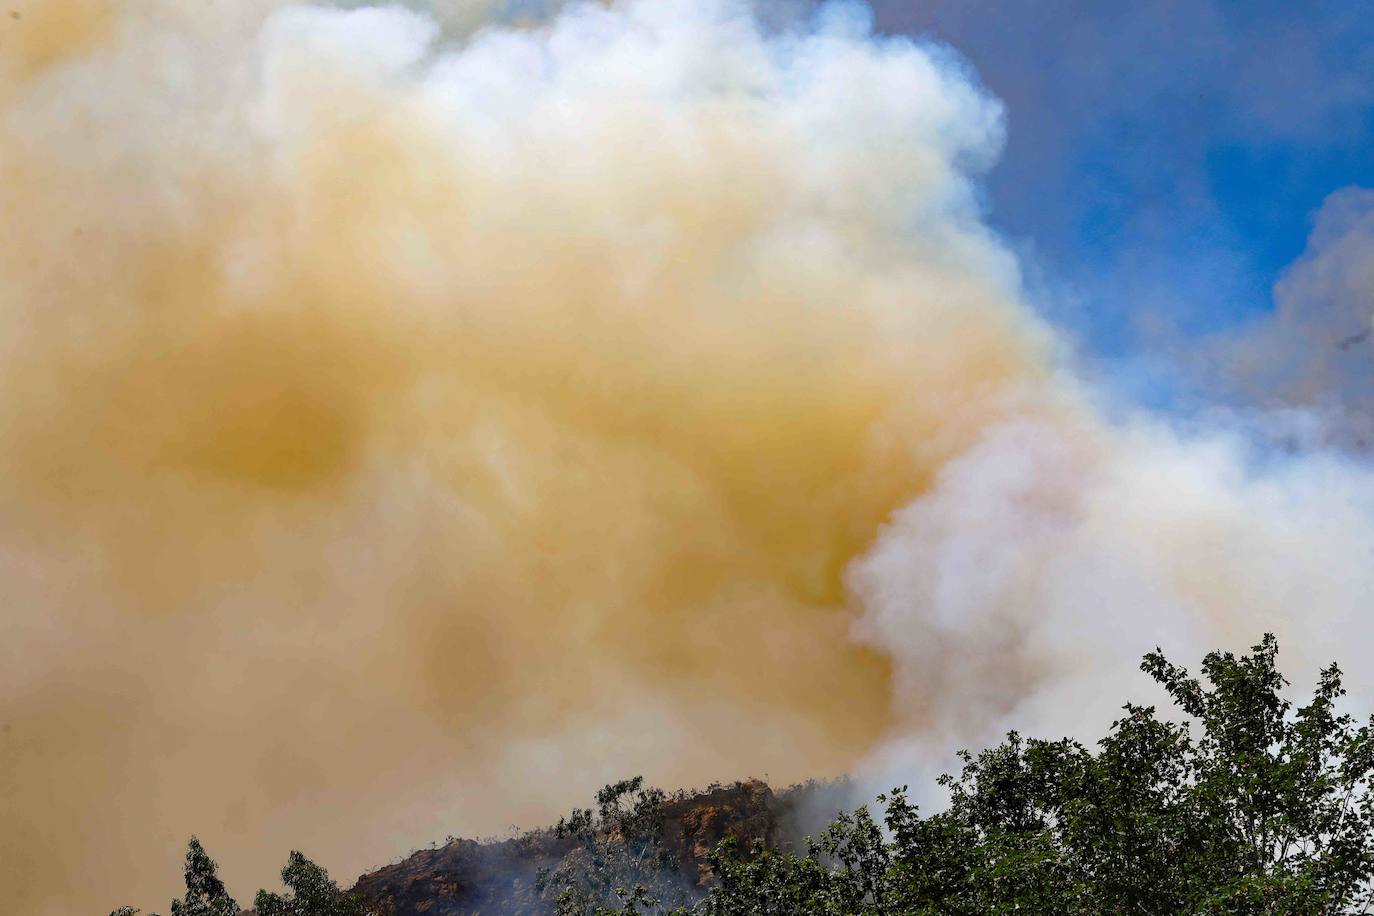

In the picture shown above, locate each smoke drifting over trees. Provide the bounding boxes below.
[3,2,1374,912]
[117,638,1374,914]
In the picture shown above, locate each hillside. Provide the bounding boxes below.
[125,639,1374,916]
[348,780,844,916]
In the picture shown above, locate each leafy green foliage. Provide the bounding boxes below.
[112,637,1374,916]
[169,838,239,916]
[114,842,365,916]
[537,775,695,915]
[692,635,1374,915]
[254,850,366,916]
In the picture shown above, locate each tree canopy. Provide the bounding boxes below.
[690,635,1374,915]
[109,841,358,916]
[112,636,1374,915]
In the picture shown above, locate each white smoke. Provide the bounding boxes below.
[0,2,1371,914]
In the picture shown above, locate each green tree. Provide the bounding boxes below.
[168,838,238,916]
[254,850,365,916]
[695,635,1374,915]
[538,776,695,915]
[114,636,1374,916]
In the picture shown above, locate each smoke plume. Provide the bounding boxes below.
[1,2,1371,913]
[1198,187,1374,448]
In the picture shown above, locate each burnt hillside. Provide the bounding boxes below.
[347,780,845,916]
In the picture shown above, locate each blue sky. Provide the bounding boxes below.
[870,0,1374,362]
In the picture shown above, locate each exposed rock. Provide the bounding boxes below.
[349,779,845,916]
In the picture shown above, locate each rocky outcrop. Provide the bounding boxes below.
[349,779,845,915]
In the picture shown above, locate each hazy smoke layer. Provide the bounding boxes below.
[1203,187,1374,447]
[1,2,1371,913]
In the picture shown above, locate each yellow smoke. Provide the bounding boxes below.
[1,0,114,80]
[0,2,1052,911]
[13,3,1369,914]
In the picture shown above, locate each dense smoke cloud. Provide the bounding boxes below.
[1,2,1371,914]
